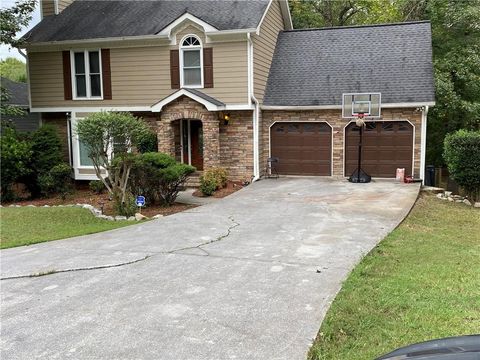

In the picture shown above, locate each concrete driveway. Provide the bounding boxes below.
[1,178,419,360]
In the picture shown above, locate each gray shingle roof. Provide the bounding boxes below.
[185,88,225,107]
[1,77,29,107]
[23,0,269,43]
[264,21,435,106]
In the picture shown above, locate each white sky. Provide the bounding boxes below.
[1,0,41,62]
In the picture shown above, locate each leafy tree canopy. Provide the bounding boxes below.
[0,0,37,49]
[0,57,27,82]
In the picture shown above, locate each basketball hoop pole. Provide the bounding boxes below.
[357,115,364,183]
[348,113,371,183]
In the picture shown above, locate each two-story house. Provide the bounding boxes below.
[23,0,435,182]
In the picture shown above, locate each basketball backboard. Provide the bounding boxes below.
[342,93,381,118]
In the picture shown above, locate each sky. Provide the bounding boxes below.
[0,0,41,61]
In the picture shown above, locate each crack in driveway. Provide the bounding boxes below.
[1,216,240,281]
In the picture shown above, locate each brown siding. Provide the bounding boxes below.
[252,0,284,103]
[57,0,74,13]
[41,0,55,17]
[29,41,248,107]
[41,0,73,17]
[260,108,422,178]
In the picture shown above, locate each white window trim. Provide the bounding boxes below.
[179,35,203,89]
[70,49,104,100]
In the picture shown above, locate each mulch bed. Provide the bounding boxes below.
[192,180,245,198]
[3,189,197,217]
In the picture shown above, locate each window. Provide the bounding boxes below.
[72,50,102,99]
[180,35,202,88]
[78,139,94,166]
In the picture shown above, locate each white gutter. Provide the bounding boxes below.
[247,33,260,182]
[419,105,429,183]
[261,102,436,110]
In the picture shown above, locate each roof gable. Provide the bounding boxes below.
[264,21,435,107]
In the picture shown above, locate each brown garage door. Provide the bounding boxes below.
[270,122,331,176]
[345,121,413,178]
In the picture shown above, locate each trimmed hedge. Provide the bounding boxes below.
[444,129,480,200]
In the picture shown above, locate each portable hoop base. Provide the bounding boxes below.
[348,114,372,184]
[348,168,372,183]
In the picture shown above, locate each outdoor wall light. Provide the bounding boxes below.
[220,112,231,125]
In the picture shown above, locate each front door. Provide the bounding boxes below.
[181,119,203,171]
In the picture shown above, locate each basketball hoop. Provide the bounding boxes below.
[342,93,382,184]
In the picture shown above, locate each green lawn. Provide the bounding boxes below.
[308,195,480,360]
[0,207,134,249]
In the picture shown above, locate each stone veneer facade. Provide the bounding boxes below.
[260,108,422,178]
[156,96,254,181]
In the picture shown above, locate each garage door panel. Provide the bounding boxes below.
[345,121,413,178]
[271,122,331,176]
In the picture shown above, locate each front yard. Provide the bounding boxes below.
[0,207,134,249]
[309,195,480,359]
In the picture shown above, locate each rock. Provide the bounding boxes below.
[152,214,164,219]
[14,205,21,207]
[135,213,147,221]
[127,216,136,221]
[445,191,452,197]
[455,199,464,203]
[463,199,472,206]
[115,216,127,221]
[91,209,102,216]
[9,204,15,207]
[474,202,480,208]
[43,205,50,207]
[448,197,454,202]
[27,204,36,207]
[75,203,84,207]
[82,204,94,210]
[436,193,444,199]
[57,205,64,207]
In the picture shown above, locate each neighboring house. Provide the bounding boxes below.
[22,0,434,182]
[1,77,40,133]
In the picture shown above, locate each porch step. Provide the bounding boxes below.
[184,171,203,188]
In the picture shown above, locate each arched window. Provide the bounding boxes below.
[180,35,203,88]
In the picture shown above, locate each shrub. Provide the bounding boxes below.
[38,163,73,200]
[23,125,63,198]
[158,163,196,205]
[200,167,229,196]
[444,129,480,201]
[137,131,158,153]
[89,180,106,194]
[114,192,137,217]
[200,176,217,196]
[0,126,32,201]
[128,152,195,206]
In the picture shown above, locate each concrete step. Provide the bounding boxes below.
[184,172,203,188]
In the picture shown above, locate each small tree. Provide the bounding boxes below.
[443,129,480,201]
[75,112,152,204]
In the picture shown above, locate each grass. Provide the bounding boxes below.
[0,207,134,249]
[308,195,480,360]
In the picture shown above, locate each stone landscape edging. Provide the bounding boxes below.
[1,203,162,221]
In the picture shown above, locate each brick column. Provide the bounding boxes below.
[157,120,176,156]
[203,116,220,168]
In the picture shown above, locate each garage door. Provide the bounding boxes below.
[270,122,331,176]
[345,121,413,178]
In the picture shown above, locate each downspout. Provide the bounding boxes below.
[247,33,260,181]
[419,105,429,184]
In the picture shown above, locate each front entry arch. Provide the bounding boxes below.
[180,119,204,171]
